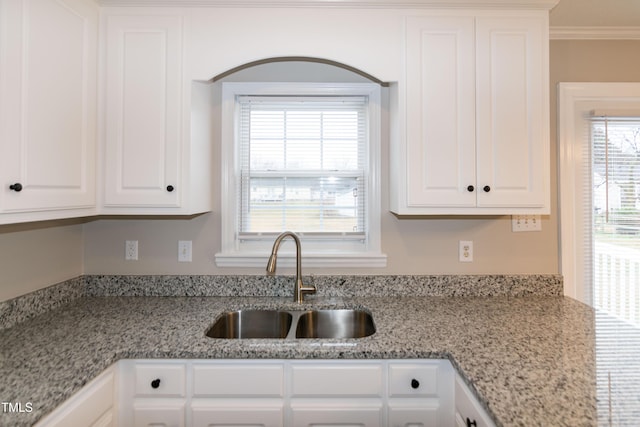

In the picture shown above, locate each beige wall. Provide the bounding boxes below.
[550,0,640,27]
[0,220,85,301]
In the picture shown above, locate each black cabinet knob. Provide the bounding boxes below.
[483,185,491,192]
[411,378,420,389]
[466,417,477,427]
[467,185,474,192]
[166,185,174,192]
[151,378,161,389]
[9,183,22,192]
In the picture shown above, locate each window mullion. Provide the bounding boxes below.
[282,109,288,231]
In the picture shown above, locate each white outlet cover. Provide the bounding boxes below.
[125,240,138,261]
[459,240,473,263]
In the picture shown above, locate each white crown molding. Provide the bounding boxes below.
[551,26,640,40]
[98,0,559,9]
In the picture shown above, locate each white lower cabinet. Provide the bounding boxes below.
[119,359,454,427]
[454,373,496,427]
[34,365,116,427]
[38,359,495,427]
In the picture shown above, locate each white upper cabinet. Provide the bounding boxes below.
[0,1,553,224]
[403,16,477,210]
[101,12,212,214]
[391,11,550,215]
[0,0,98,224]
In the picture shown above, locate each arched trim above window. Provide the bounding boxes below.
[209,56,389,87]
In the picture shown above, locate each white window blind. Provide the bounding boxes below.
[590,113,640,324]
[590,114,640,427]
[237,95,368,241]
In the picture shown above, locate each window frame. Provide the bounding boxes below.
[215,82,386,268]
[558,82,640,303]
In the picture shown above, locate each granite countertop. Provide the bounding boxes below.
[0,288,599,426]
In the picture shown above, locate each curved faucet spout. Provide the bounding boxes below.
[266,231,316,303]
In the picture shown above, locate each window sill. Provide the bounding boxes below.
[214,251,387,268]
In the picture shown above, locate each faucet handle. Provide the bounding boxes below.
[302,284,317,294]
[295,282,316,303]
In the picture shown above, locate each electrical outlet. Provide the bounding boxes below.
[125,240,138,261]
[459,240,473,262]
[178,240,192,262]
[512,215,542,232]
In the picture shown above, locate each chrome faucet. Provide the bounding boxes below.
[266,231,316,303]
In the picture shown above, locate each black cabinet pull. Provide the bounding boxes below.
[483,185,491,193]
[9,183,22,192]
[166,185,174,192]
[151,378,161,389]
[466,417,477,427]
[410,378,420,389]
[467,185,474,192]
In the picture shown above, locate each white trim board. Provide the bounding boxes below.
[551,26,640,40]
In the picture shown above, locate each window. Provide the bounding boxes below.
[591,114,640,324]
[558,82,640,427]
[238,95,366,236]
[558,83,640,306]
[216,83,385,267]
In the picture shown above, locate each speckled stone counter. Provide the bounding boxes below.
[0,288,600,426]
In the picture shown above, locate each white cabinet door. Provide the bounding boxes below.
[454,374,496,427]
[0,0,97,221]
[290,403,383,427]
[387,360,455,427]
[475,16,549,210]
[192,363,284,397]
[191,362,285,427]
[289,362,384,426]
[388,404,439,427]
[394,12,550,215]
[404,16,476,209]
[119,360,188,427]
[34,365,115,427]
[191,402,283,427]
[290,362,383,397]
[103,14,182,208]
[133,402,186,427]
[134,363,186,397]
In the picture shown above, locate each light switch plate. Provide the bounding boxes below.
[178,240,192,262]
[512,215,542,232]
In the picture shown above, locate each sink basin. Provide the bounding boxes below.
[206,309,375,339]
[206,310,293,339]
[295,309,376,339]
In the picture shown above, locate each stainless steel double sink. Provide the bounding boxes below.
[206,309,375,340]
